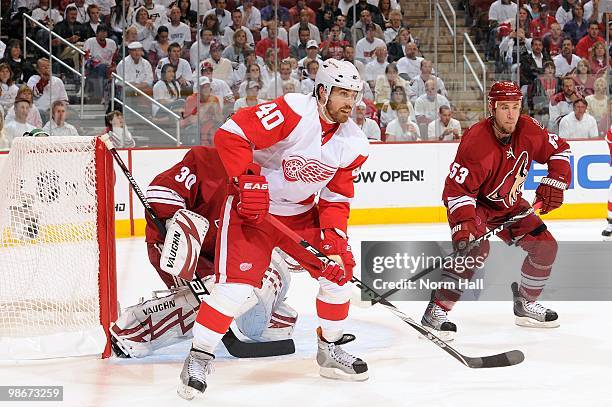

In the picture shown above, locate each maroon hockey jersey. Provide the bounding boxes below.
[443,115,572,227]
[144,147,228,257]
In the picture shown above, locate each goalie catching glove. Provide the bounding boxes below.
[320,229,355,286]
[160,209,210,280]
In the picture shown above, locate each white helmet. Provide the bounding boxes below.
[314,58,363,102]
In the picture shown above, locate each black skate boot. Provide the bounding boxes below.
[511,282,559,328]
[177,347,215,400]
[602,218,612,240]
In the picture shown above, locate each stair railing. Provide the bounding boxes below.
[462,32,486,113]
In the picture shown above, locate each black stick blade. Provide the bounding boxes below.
[466,350,525,368]
[221,329,296,358]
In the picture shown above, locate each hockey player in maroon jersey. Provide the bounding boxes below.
[110,147,300,358]
[421,81,572,341]
[177,59,370,400]
[602,124,612,239]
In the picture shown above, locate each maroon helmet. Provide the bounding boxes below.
[488,81,522,111]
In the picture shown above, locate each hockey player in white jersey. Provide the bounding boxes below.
[178,59,370,400]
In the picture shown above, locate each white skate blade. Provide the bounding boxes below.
[177,383,204,400]
[319,366,369,382]
[515,316,560,328]
[419,325,455,342]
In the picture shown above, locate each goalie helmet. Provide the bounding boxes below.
[488,81,522,111]
[314,58,363,103]
[24,128,50,138]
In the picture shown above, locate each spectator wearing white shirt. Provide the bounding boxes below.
[558,98,599,139]
[288,10,321,47]
[553,38,581,77]
[152,64,185,118]
[300,59,319,95]
[5,86,43,128]
[428,105,462,141]
[139,0,167,28]
[297,40,323,71]
[396,42,423,81]
[237,62,267,99]
[190,29,213,70]
[84,25,117,103]
[0,63,19,113]
[259,25,289,43]
[222,9,255,48]
[164,7,192,49]
[205,41,233,86]
[414,78,451,134]
[3,96,35,149]
[155,42,193,90]
[31,0,63,28]
[27,58,68,121]
[407,59,447,103]
[355,24,386,64]
[343,45,365,78]
[43,100,79,137]
[115,41,154,92]
[364,46,389,89]
[238,0,262,31]
[264,59,300,100]
[555,0,576,29]
[548,75,582,131]
[234,81,265,112]
[131,7,157,51]
[190,0,212,17]
[197,60,234,116]
[105,110,135,148]
[386,103,421,142]
[64,0,88,23]
[489,0,518,24]
[354,101,381,141]
[204,0,231,31]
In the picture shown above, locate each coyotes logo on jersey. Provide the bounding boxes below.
[282,156,337,183]
[487,151,530,209]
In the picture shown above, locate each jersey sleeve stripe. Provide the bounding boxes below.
[447,195,476,211]
[319,188,351,203]
[448,200,476,214]
[147,198,187,208]
[219,118,249,141]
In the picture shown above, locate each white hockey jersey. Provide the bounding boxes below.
[215,93,369,233]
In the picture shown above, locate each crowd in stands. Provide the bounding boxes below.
[0,0,608,148]
[473,0,610,135]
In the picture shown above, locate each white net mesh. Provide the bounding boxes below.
[0,136,107,359]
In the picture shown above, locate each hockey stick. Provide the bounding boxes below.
[368,206,537,306]
[99,134,295,358]
[265,214,525,369]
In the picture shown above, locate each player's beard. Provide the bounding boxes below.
[326,104,353,123]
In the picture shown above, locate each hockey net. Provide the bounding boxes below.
[0,136,117,359]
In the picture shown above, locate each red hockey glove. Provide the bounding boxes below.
[451,221,477,254]
[320,229,355,286]
[236,164,269,223]
[534,176,567,215]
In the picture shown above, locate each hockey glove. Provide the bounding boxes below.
[320,229,355,286]
[236,164,269,223]
[451,221,477,254]
[534,176,567,215]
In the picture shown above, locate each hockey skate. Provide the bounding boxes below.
[602,218,612,240]
[316,327,368,381]
[177,347,215,400]
[511,282,559,328]
[421,300,457,342]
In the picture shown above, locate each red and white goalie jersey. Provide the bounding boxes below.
[607,124,612,159]
[443,115,572,226]
[215,93,369,233]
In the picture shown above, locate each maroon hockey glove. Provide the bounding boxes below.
[320,229,355,286]
[534,176,567,215]
[451,221,477,254]
[236,164,269,223]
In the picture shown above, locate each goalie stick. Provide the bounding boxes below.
[368,206,537,306]
[100,135,295,358]
[265,214,525,369]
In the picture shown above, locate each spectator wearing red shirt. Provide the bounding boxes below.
[288,0,316,26]
[320,24,350,60]
[529,4,557,38]
[575,21,605,59]
[255,20,290,59]
[542,22,564,56]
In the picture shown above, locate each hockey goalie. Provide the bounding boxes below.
[110,146,302,358]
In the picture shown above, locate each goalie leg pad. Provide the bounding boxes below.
[160,209,210,280]
[235,248,298,341]
[110,285,204,358]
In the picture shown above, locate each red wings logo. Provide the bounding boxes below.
[487,151,530,209]
[282,156,336,183]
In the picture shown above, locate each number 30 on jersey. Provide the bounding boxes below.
[256,103,285,130]
[449,162,469,184]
